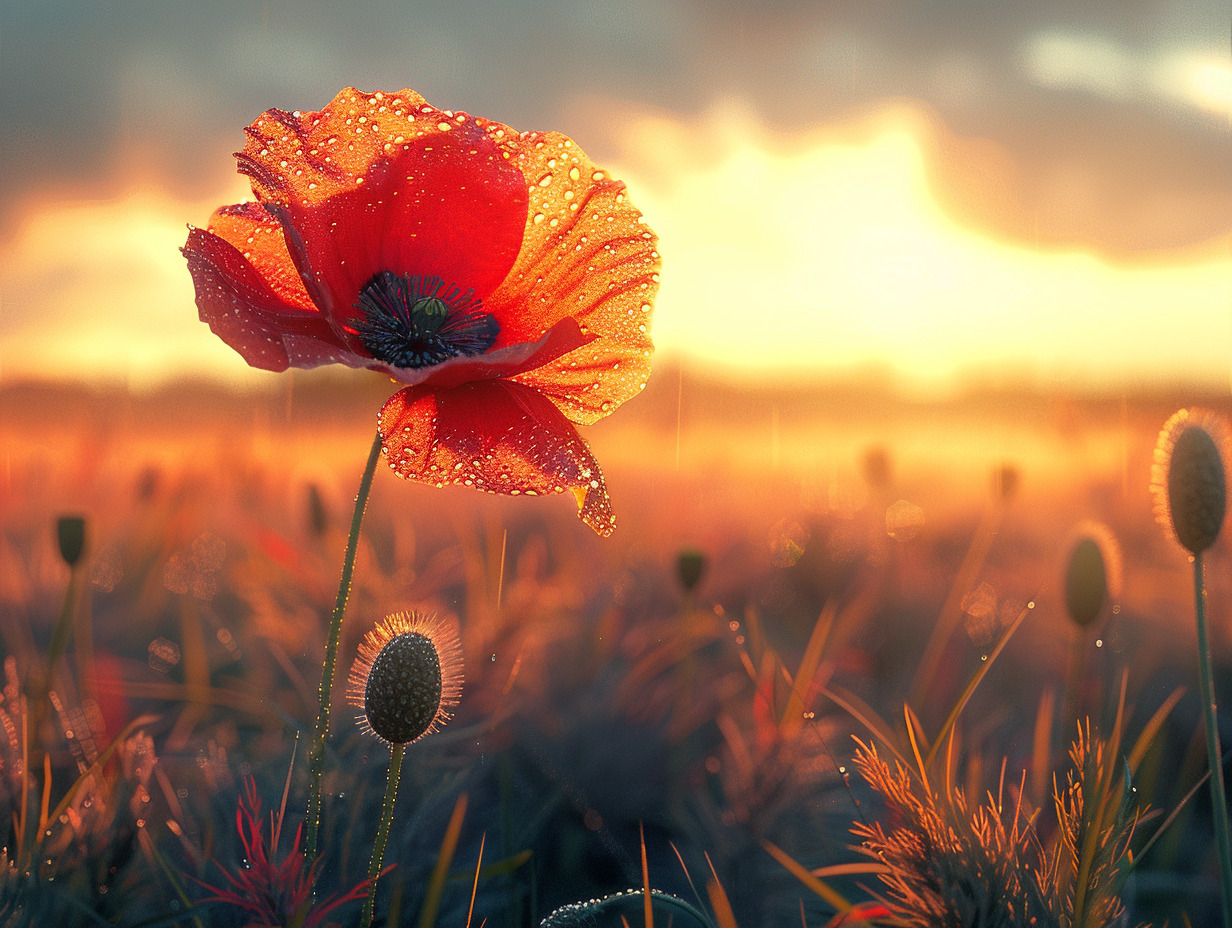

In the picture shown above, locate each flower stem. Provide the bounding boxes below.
[1194,553,1232,928]
[362,745,404,928]
[304,430,382,861]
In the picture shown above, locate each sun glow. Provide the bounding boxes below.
[611,102,1232,389]
[0,181,257,388]
[1,103,1230,392]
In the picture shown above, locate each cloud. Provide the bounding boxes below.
[0,183,260,388]
[1020,29,1232,117]
[3,0,1232,261]
[607,102,1232,388]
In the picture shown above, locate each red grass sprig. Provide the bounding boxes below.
[194,777,379,927]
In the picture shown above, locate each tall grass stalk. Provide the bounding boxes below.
[304,430,382,860]
[1152,409,1232,925]
[1193,553,1232,927]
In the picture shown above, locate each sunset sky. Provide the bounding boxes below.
[1,0,1230,392]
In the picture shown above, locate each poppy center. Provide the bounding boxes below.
[355,271,499,369]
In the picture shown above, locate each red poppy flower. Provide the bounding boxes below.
[183,88,658,535]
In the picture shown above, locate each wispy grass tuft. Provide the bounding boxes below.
[851,716,1148,928]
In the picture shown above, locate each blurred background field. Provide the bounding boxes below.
[2,370,1229,924]
[4,1,1232,920]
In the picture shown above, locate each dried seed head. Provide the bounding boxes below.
[56,515,87,568]
[677,549,706,592]
[347,612,463,745]
[862,446,892,491]
[1152,409,1228,555]
[992,463,1020,502]
[306,483,329,536]
[1062,522,1120,629]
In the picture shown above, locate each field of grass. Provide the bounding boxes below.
[1,369,1229,926]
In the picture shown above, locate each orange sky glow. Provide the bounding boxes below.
[2,102,1229,394]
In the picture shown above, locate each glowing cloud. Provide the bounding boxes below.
[0,182,257,387]
[1019,30,1232,117]
[611,102,1232,389]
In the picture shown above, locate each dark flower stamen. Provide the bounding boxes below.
[355,271,499,369]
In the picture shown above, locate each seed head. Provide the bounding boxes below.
[305,483,329,536]
[1152,409,1228,555]
[56,515,87,568]
[347,612,463,745]
[992,463,1020,502]
[677,549,706,592]
[1062,522,1120,630]
[862,446,892,491]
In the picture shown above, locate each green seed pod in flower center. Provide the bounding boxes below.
[364,633,443,745]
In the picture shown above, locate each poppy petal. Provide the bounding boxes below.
[200,201,317,315]
[236,88,527,331]
[378,380,615,536]
[183,216,365,373]
[484,131,659,425]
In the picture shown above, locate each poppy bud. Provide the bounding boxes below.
[348,612,463,745]
[992,464,1019,502]
[677,549,706,592]
[1065,539,1107,629]
[56,515,86,568]
[1062,522,1120,630]
[1152,409,1228,555]
[862,446,892,492]
[306,483,329,536]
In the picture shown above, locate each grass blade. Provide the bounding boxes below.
[923,599,1033,771]
[418,792,469,928]
[762,839,851,913]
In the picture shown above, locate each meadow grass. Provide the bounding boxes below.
[0,379,1228,926]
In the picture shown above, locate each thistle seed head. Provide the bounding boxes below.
[1062,522,1119,630]
[56,515,86,568]
[1152,409,1228,555]
[677,549,706,592]
[347,612,463,745]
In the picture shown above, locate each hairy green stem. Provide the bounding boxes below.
[1195,554,1232,928]
[304,430,382,860]
[362,745,404,928]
